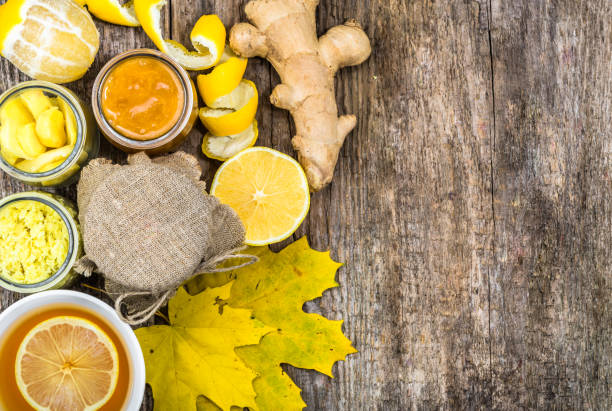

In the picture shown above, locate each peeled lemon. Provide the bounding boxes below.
[202,120,258,161]
[135,0,225,70]
[0,0,100,83]
[210,147,310,245]
[199,80,258,136]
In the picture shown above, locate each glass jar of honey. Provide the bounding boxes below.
[92,49,198,154]
[0,81,100,187]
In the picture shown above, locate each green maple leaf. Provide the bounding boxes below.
[188,237,357,410]
[135,283,273,411]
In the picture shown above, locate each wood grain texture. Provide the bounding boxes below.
[0,0,610,410]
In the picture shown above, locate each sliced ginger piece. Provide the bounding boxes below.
[53,97,79,145]
[17,123,46,157]
[0,97,34,126]
[39,159,66,172]
[15,145,74,173]
[0,127,18,165]
[36,107,67,148]
[0,99,34,160]
[20,89,53,118]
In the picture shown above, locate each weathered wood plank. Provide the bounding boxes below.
[0,0,610,410]
[489,0,612,409]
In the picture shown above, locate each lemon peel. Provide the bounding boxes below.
[76,0,140,27]
[202,120,258,161]
[134,0,225,70]
[197,53,248,107]
[199,79,258,136]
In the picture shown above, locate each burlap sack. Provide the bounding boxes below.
[75,152,256,324]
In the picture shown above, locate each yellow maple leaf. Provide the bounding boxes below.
[188,237,357,411]
[135,283,273,411]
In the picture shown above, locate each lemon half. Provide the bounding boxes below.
[210,147,310,245]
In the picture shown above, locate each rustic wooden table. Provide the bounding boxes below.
[1,1,611,410]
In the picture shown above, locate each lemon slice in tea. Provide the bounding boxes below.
[16,316,119,411]
[210,147,310,245]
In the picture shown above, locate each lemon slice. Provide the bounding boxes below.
[199,79,258,136]
[134,0,225,70]
[197,50,248,107]
[211,147,310,245]
[0,0,99,83]
[16,316,119,411]
[74,0,140,26]
[202,120,258,161]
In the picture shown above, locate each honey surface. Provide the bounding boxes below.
[101,56,184,141]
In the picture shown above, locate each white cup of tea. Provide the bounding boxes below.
[0,290,145,410]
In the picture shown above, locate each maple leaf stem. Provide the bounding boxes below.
[155,310,170,323]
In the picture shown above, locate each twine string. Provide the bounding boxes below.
[114,247,259,325]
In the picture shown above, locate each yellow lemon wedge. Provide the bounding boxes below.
[199,79,258,136]
[16,316,119,411]
[0,0,99,83]
[210,147,310,245]
[134,0,225,70]
[75,0,140,27]
[202,120,258,161]
[197,51,248,107]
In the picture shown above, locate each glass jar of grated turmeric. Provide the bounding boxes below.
[0,192,82,293]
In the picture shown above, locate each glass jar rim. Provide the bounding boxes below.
[0,81,86,180]
[0,192,78,291]
[92,48,195,151]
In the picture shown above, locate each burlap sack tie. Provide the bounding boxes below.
[74,152,257,325]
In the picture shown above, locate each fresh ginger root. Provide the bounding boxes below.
[230,0,371,191]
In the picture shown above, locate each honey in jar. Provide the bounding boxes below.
[100,56,185,141]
